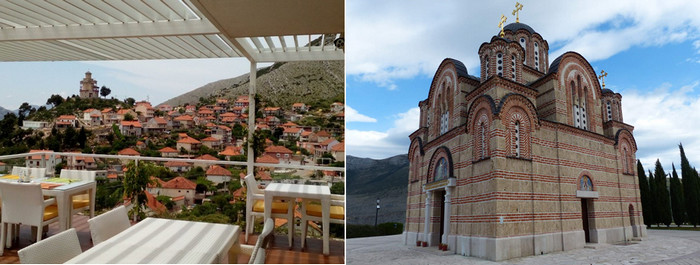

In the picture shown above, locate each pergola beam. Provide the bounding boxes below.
[0,19,218,42]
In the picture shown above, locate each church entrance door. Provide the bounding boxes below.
[438,190,446,244]
[581,199,590,242]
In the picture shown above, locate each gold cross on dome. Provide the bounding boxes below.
[498,15,507,37]
[598,70,608,88]
[513,2,523,23]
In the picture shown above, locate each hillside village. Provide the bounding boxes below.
[9,71,345,221]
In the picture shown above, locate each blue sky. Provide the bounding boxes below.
[346,0,700,173]
[0,58,257,110]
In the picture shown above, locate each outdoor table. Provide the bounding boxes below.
[0,175,96,231]
[264,183,331,255]
[65,218,241,264]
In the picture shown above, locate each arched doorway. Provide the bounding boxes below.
[578,175,596,243]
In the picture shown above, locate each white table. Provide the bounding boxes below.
[264,183,331,255]
[65,218,241,264]
[0,176,96,231]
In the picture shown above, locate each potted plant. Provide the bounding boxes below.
[416,240,421,247]
[422,241,428,247]
[442,243,449,251]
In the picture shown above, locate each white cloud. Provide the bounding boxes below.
[347,107,420,159]
[623,81,700,174]
[346,105,378,122]
[347,0,700,87]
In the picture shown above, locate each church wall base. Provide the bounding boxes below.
[451,231,585,261]
[590,226,639,244]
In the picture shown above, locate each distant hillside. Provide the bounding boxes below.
[0,106,12,117]
[160,61,343,109]
[347,154,409,225]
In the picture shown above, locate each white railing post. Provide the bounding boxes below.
[247,61,257,176]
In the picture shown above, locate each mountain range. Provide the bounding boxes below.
[160,61,344,109]
[346,154,409,225]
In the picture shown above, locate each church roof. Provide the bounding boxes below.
[504,22,537,35]
[601,88,614,94]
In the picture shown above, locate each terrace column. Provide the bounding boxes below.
[442,187,452,244]
[424,191,432,244]
[246,62,257,176]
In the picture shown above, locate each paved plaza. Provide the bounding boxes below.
[347,230,700,265]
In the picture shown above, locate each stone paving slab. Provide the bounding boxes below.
[347,230,700,265]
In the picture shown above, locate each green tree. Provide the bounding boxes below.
[648,169,657,226]
[228,179,242,194]
[654,160,672,227]
[124,113,135,121]
[637,160,653,228]
[680,144,700,227]
[100,85,111,98]
[330,182,344,195]
[124,97,136,107]
[46,94,64,107]
[63,126,77,148]
[123,161,156,222]
[670,163,685,227]
[77,127,88,149]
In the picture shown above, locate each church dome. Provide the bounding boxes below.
[503,22,537,35]
[601,88,614,94]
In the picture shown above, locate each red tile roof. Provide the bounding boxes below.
[284,127,302,133]
[144,190,167,213]
[107,173,118,179]
[321,138,337,145]
[148,176,166,188]
[195,154,219,161]
[177,137,201,144]
[120,120,142,128]
[174,115,194,121]
[255,154,279,164]
[258,171,272,180]
[57,115,76,120]
[219,146,242,156]
[206,165,232,176]
[265,145,293,154]
[292,103,305,107]
[331,142,345,152]
[118,148,140,156]
[153,117,167,124]
[220,112,236,117]
[162,176,196,190]
[201,137,219,142]
[28,149,53,160]
[159,147,178,153]
[316,130,331,137]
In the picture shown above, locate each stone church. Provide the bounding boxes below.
[403,19,645,261]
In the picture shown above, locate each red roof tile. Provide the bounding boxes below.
[255,154,279,164]
[120,120,142,128]
[177,137,201,144]
[118,148,140,156]
[331,142,345,152]
[159,147,178,153]
[162,177,196,190]
[144,190,167,213]
[265,145,293,154]
[206,165,232,176]
[195,154,219,161]
[164,161,192,167]
[174,115,194,121]
[219,146,241,156]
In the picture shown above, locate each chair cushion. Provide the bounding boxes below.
[306,204,344,220]
[44,205,59,221]
[72,194,90,209]
[252,200,289,214]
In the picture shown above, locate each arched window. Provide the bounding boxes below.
[534,42,540,71]
[484,56,489,79]
[606,101,612,121]
[623,148,629,174]
[514,121,521,157]
[519,38,527,64]
[496,53,503,77]
[434,158,448,182]
[572,81,580,128]
[440,111,449,135]
[480,121,487,159]
[580,176,593,191]
[412,153,421,181]
[581,87,588,130]
[511,55,516,81]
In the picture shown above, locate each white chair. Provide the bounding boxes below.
[87,205,130,245]
[240,218,274,264]
[243,174,294,246]
[11,166,47,180]
[300,194,345,249]
[0,182,60,255]
[17,228,82,264]
[60,169,97,219]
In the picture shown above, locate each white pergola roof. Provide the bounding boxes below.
[0,0,344,62]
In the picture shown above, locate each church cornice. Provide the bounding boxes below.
[540,119,616,145]
[466,76,538,104]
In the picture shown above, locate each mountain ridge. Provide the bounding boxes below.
[347,154,409,225]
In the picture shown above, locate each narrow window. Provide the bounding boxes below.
[581,100,587,130]
[607,101,613,121]
[519,38,527,64]
[484,56,489,79]
[480,122,487,159]
[534,42,540,71]
[514,121,521,157]
[623,149,629,174]
[574,104,580,128]
[440,111,449,135]
[496,53,503,77]
[511,55,517,81]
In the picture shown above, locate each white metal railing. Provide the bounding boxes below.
[0,151,344,176]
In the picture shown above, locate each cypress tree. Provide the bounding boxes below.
[653,160,672,227]
[637,160,653,227]
[680,144,699,227]
[648,169,657,226]
[670,163,685,226]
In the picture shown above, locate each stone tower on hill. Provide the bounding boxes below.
[80,71,99,99]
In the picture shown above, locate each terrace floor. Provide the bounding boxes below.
[0,214,344,264]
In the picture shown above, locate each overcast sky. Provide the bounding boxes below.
[346,0,700,173]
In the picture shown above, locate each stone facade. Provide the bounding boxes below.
[403,22,645,261]
[79,71,99,99]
